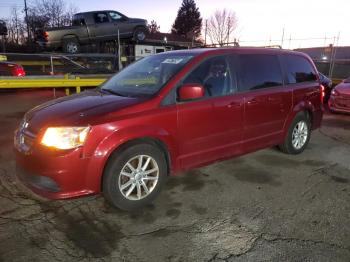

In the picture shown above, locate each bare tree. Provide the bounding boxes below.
[148,20,160,34]
[6,7,26,44]
[206,9,238,47]
[25,0,78,41]
[0,0,77,48]
[26,0,78,31]
[30,0,74,28]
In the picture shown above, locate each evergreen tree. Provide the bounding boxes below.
[171,0,202,39]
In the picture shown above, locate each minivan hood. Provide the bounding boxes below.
[335,82,350,95]
[25,89,146,133]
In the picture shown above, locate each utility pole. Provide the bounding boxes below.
[329,32,341,79]
[227,20,230,46]
[24,0,30,42]
[204,20,207,47]
[281,28,285,48]
[288,34,292,49]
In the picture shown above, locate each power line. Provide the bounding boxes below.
[238,37,337,43]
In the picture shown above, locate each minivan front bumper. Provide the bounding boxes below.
[15,142,97,200]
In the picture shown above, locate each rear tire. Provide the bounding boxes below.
[63,38,80,54]
[279,112,311,154]
[103,143,167,211]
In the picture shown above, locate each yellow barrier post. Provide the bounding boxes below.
[64,74,70,96]
[75,76,81,94]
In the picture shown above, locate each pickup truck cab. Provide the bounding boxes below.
[15,48,323,211]
[37,10,148,53]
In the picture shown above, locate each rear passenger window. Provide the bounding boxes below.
[94,13,109,23]
[283,55,317,84]
[239,54,283,91]
[72,15,85,26]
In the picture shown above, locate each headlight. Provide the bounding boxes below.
[331,89,338,96]
[41,127,90,150]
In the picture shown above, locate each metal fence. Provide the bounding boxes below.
[0,52,118,75]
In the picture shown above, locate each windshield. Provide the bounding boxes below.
[344,76,350,83]
[101,54,193,97]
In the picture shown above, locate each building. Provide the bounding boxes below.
[295,46,350,79]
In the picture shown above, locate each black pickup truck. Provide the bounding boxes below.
[37,10,148,53]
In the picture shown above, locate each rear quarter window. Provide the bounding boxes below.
[282,54,317,84]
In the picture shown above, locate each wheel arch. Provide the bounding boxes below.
[100,136,172,192]
[61,34,80,49]
[62,34,79,41]
[282,101,315,141]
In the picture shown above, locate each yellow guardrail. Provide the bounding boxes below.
[0,75,107,95]
[332,78,343,85]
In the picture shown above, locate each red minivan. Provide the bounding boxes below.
[15,48,323,210]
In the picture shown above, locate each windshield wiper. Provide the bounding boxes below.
[99,88,125,97]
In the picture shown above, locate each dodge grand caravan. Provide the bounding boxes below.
[15,48,323,210]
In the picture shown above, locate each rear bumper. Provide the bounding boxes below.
[36,40,60,50]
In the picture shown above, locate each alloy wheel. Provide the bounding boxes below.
[292,120,308,150]
[67,42,78,53]
[118,155,159,201]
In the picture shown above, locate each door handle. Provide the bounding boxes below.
[247,99,258,105]
[227,102,241,108]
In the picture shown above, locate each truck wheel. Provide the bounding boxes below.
[279,112,311,155]
[103,143,167,211]
[133,27,147,41]
[63,38,80,54]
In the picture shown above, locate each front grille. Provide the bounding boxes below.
[335,97,350,108]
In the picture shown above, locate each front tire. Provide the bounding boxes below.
[103,143,167,211]
[133,27,147,41]
[279,112,311,154]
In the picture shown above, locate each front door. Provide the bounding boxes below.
[176,55,243,169]
[107,11,132,38]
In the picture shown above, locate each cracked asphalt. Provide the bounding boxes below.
[0,90,349,262]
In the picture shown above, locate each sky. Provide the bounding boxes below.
[0,0,349,48]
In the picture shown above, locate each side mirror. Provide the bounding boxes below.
[178,83,205,101]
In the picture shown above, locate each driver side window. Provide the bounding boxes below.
[183,56,233,98]
[109,12,123,21]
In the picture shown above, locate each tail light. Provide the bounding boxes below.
[44,31,49,40]
[320,85,325,103]
[13,65,25,77]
